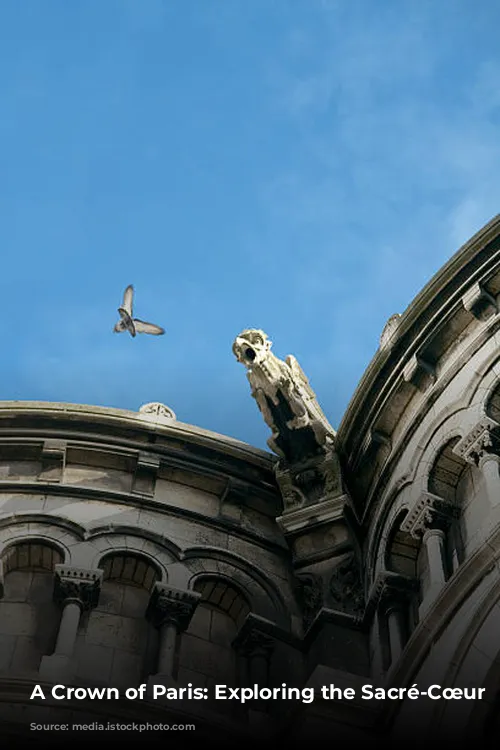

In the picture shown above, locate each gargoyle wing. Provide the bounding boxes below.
[285,355,316,400]
[286,354,336,436]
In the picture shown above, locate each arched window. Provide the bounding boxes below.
[0,540,63,675]
[73,552,160,688]
[177,577,250,691]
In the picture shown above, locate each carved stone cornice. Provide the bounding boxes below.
[453,418,499,466]
[53,565,103,610]
[146,583,200,631]
[276,493,348,535]
[232,614,276,659]
[400,493,458,539]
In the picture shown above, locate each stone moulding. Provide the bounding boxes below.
[276,493,348,535]
[337,217,500,498]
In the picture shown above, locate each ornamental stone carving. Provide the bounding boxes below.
[146,583,200,631]
[328,554,364,617]
[53,566,103,610]
[453,418,499,466]
[233,615,276,659]
[295,572,323,629]
[379,313,402,350]
[400,493,458,539]
[366,571,419,616]
[139,402,177,420]
[232,329,336,463]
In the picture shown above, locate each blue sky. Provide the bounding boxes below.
[1,0,500,451]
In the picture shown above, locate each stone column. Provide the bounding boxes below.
[479,454,500,508]
[385,603,406,664]
[39,565,103,682]
[233,617,275,722]
[146,583,200,691]
[423,526,446,588]
[401,493,455,616]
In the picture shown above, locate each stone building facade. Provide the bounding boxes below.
[2,217,500,744]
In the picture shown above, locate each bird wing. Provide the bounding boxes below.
[121,285,134,315]
[113,321,124,333]
[133,318,165,335]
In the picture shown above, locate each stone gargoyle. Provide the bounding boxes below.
[232,329,336,465]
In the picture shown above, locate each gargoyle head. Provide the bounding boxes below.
[232,329,273,367]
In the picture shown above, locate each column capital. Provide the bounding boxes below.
[232,614,276,658]
[367,571,419,616]
[53,565,103,610]
[453,418,500,466]
[400,493,458,539]
[146,583,200,631]
[422,526,446,544]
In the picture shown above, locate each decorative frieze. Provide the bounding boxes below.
[461,281,498,321]
[146,583,200,631]
[38,439,67,483]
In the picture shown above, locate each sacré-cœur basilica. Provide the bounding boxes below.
[2,217,500,745]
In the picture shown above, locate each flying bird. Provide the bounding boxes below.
[113,285,165,337]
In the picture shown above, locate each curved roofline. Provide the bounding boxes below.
[0,400,275,466]
[337,213,500,451]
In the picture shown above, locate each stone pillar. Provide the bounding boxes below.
[369,572,418,672]
[146,583,200,692]
[479,454,500,508]
[39,565,103,682]
[423,527,446,588]
[385,603,406,664]
[401,493,456,615]
[233,618,275,722]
